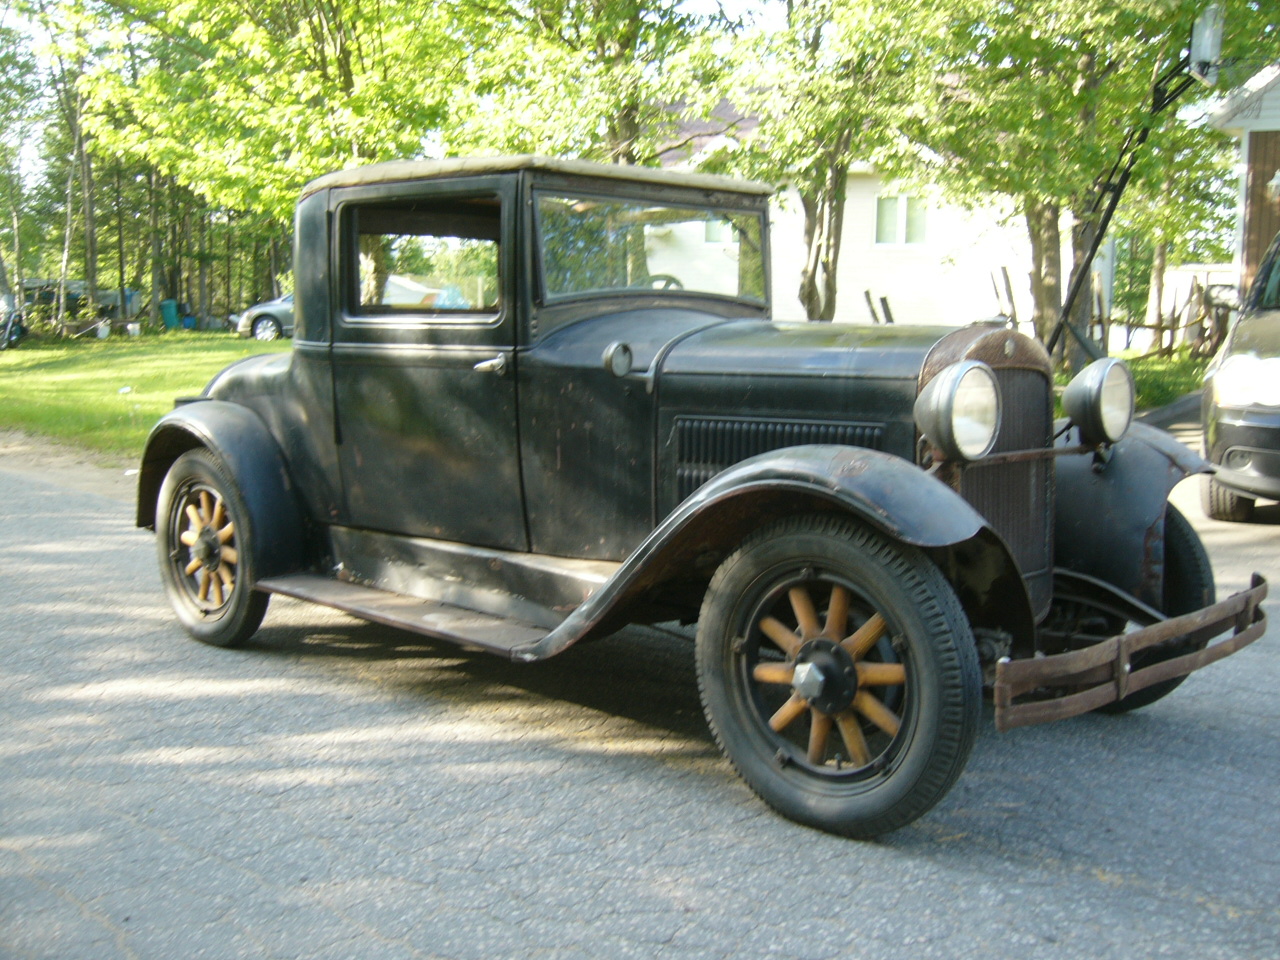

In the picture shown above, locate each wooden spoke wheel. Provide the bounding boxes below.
[156,449,268,647]
[696,516,981,838]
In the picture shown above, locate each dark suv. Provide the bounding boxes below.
[137,157,1266,838]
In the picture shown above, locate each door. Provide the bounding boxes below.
[330,177,527,550]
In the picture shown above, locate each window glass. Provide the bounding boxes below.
[905,196,927,244]
[346,197,500,317]
[875,195,927,245]
[875,197,899,244]
[536,193,765,303]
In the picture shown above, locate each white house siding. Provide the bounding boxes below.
[770,174,1033,326]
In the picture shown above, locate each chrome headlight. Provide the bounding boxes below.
[1063,357,1134,445]
[914,360,1001,462]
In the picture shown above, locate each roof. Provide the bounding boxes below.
[1210,65,1280,132]
[300,155,776,201]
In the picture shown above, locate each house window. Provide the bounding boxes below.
[875,195,926,245]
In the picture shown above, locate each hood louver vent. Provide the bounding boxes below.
[675,417,884,500]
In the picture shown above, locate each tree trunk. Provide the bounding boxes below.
[1066,213,1100,371]
[149,169,163,326]
[198,210,210,326]
[9,202,22,320]
[76,113,99,320]
[115,167,128,325]
[1023,196,1061,344]
[1146,240,1167,352]
[57,155,76,334]
[797,142,852,323]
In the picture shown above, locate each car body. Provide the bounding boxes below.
[1202,228,1280,521]
[138,156,1267,838]
[233,292,294,340]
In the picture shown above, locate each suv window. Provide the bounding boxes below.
[535,192,765,303]
[343,196,501,318]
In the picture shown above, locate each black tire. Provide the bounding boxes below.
[695,515,981,838]
[1098,503,1216,714]
[1201,474,1254,522]
[156,449,269,647]
[252,315,282,341]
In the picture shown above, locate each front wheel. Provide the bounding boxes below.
[156,449,268,647]
[1097,502,1216,713]
[696,516,981,838]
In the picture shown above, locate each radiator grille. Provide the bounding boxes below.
[958,368,1054,613]
[675,416,884,500]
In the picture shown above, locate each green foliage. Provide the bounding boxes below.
[447,0,718,165]
[0,332,288,455]
[81,1,464,220]
[1124,348,1210,410]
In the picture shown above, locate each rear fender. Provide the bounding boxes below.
[514,445,1033,660]
[1055,421,1210,608]
[136,400,307,579]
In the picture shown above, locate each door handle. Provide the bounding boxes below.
[473,354,508,377]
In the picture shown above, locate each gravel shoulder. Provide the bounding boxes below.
[0,429,137,504]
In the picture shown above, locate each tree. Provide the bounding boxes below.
[917,0,1270,365]
[0,6,40,314]
[446,0,720,166]
[703,0,940,322]
[81,0,465,221]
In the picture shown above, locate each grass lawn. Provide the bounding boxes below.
[1123,348,1210,411]
[0,332,290,459]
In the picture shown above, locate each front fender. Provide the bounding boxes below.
[136,400,307,579]
[513,445,1030,660]
[1055,421,1210,608]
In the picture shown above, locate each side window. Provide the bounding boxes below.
[343,196,501,318]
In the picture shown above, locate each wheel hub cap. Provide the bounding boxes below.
[793,638,858,714]
[193,527,221,570]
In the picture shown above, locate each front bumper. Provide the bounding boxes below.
[994,573,1268,731]
[1204,402,1280,500]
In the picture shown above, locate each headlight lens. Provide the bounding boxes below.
[914,361,1001,461]
[1213,354,1280,407]
[1063,358,1134,445]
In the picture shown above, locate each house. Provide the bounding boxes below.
[768,167,1035,327]
[1211,65,1280,295]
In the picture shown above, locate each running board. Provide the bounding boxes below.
[257,574,548,657]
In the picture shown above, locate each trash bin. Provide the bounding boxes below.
[161,299,179,329]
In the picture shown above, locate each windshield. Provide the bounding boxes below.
[536,193,765,303]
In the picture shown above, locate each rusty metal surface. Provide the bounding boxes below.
[918,324,1054,395]
[993,573,1268,731]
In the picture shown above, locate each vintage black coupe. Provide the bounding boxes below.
[138,157,1267,838]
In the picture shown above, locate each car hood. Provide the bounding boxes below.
[659,318,957,382]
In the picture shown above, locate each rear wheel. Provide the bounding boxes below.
[156,449,268,647]
[696,516,981,838]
